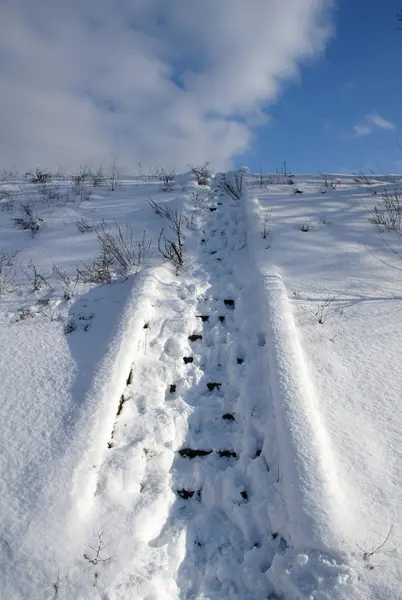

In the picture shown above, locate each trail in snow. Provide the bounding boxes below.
[65,174,361,600]
[149,175,286,599]
[72,176,286,599]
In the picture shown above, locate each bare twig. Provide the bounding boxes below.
[52,264,77,300]
[152,201,185,274]
[13,201,44,236]
[44,570,68,600]
[222,172,244,201]
[358,526,399,569]
[21,259,52,292]
[148,197,171,219]
[315,296,333,324]
[369,188,402,232]
[109,154,119,191]
[83,531,111,566]
[76,218,95,233]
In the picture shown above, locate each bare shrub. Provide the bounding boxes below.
[300,219,312,232]
[76,218,95,233]
[148,197,172,218]
[158,230,184,275]
[77,223,151,284]
[222,172,244,201]
[323,173,339,190]
[29,168,52,184]
[109,154,119,191]
[191,163,212,186]
[261,218,271,240]
[72,165,90,185]
[13,202,45,236]
[52,264,77,300]
[91,166,106,187]
[13,306,35,322]
[95,222,151,277]
[72,166,92,202]
[255,169,268,188]
[354,171,373,186]
[265,163,294,185]
[157,207,185,275]
[40,182,63,204]
[369,188,402,232]
[0,250,18,295]
[76,252,112,285]
[315,297,333,324]
[21,259,51,292]
[157,166,176,191]
[147,199,185,273]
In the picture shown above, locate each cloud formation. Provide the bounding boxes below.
[354,125,372,137]
[353,112,395,138]
[368,113,395,131]
[0,0,334,172]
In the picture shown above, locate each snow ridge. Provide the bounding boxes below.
[244,189,362,599]
[244,194,349,550]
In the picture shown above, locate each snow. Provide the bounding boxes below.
[0,169,402,598]
[248,173,402,598]
[244,194,349,553]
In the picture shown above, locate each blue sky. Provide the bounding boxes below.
[0,0,400,174]
[237,1,402,174]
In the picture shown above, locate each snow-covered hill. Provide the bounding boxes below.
[0,168,401,599]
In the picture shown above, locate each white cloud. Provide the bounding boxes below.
[354,125,372,137]
[0,0,334,172]
[353,112,395,138]
[367,113,395,131]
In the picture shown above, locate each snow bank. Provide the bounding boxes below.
[244,192,348,551]
[71,266,161,518]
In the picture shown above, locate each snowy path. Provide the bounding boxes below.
[70,177,287,599]
[151,178,285,599]
[64,174,364,600]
